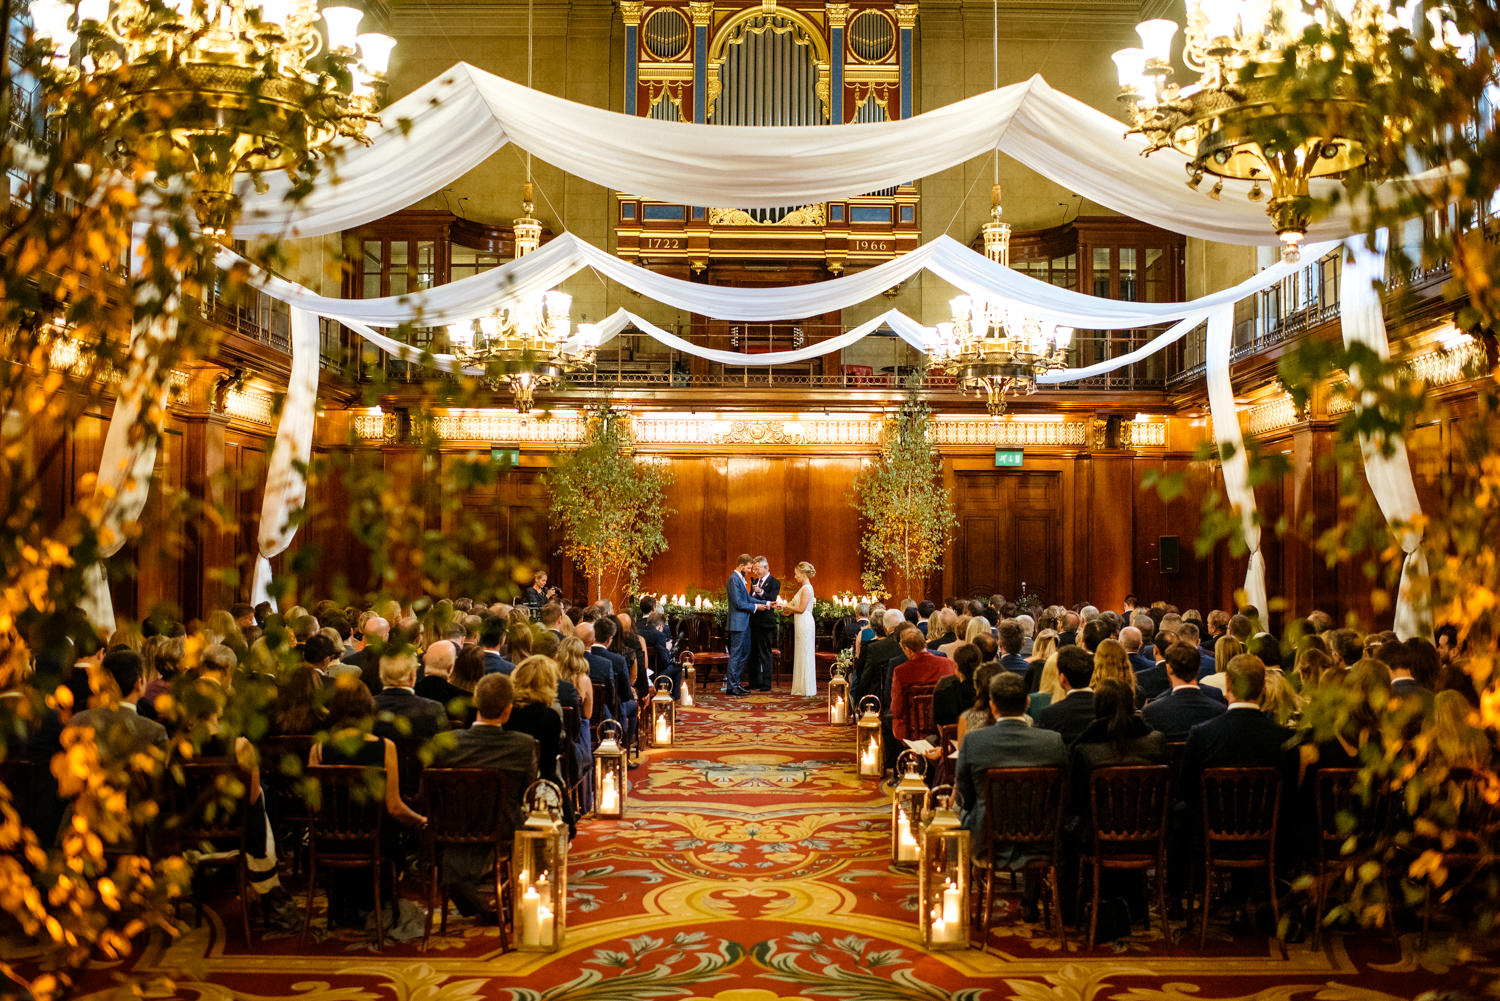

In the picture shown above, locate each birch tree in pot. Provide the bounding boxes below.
[851,381,958,601]
[545,405,673,604]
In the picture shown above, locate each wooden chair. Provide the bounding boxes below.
[419,767,523,951]
[900,683,938,744]
[301,764,393,949]
[1310,767,1396,950]
[936,724,959,786]
[1081,765,1173,950]
[166,760,255,946]
[258,734,315,877]
[974,766,1067,951]
[1198,766,1283,953]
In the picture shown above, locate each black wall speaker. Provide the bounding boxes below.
[1159,535,1180,575]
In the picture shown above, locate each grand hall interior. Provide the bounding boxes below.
[1,1,1498,999]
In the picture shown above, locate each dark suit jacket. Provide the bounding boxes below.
[340,646,382,694]
[1390,678,1435,717]
[438,724,539,827]
[1128,652,1157,675]
[749,574,781,632]
[727,571,754,633]
[1034,690,1096,746]
[414,675,472,722]
[1140,685,1228,741]
[955,718,1068,851]
[70,704,167,762]
[1179,706,1292,807]
[853,636,905,710]
[927,632,955,652]
[482,650,517,675]
[587,646,633,715]
[1135,665,1171,703]
[1196,647,1217,678]
[638,621,676,674]
[999,653,1030,675]
[373,688,448,741]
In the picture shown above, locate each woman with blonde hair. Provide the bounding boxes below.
[1425,690,1492,771]
[503,655,575,830]
[554,636,594,721]
[1090,638,1137,696]
[1029,650,1065,716]
[1029,629,1059,668]
[1203,636,1244,694]
[1260,667,1303,726]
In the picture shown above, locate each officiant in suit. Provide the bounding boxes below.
[748,557,781,692]
[725,554,756,696]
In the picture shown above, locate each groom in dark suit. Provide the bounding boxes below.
[748,557,781,692]
[725,554,756,696]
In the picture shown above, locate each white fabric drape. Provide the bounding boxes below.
[230,63,1457,244]
[249,307,321,609]
[79,311,178,634]
[1204,307,1268,618]
[1340,233,1430,639]
[223,231,1336,336]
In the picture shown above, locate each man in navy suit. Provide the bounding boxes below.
[956,671,1067,921]
[1177,621,1216,679]
[725,554,757,696]
[636,602,682,698]
[1177,654,1291,810]
[479,618,516,675]
[1142,642,1227,740]
[1133,626,1176,703]
[997,620,1029,674]
[1122,626,1156,675]
[1034,646,1096,745]
[748,557,781,691]
[580,620,637,749]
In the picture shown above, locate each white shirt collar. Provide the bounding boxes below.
[1228,701,1260,711]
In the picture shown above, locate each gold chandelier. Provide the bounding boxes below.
[927,297,1072,416]
[28,0,395,237]
[446,187,599,413]
[981,183,1010,266]
[1110,0,1395,262]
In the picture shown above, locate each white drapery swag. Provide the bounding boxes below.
[249,307,320,610]
[80,310,179,634]
[1341,233,1431,640]
[223,233,1337,375]
[229,64,1458,245]
[1204,308,1269,618]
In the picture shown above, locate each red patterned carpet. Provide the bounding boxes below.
[76,694,1498,1000]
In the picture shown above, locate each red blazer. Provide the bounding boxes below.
[891,651,956,740]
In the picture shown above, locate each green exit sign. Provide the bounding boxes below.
[491,446,520,468]
[995,449,1024,468]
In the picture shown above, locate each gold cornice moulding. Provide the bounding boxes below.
[350,410,1096,449]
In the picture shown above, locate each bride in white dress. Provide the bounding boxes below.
[778,561,818,697]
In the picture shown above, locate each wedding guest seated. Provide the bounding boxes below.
[1034,646,1096,746]
[637,608,681,698]
[1089,639,1138,703]
[934,643,981,729]
[1178,654,1292,811]
[853,609,907,704]
[583,619,637,745]
[1201,635,1243,695]
[372,649,448,742]
[891,628,955,742]
[1121,627,1155,675]
[1141,642,1227,740]
[340,614,389,694]
[1176,621,1215,678]
[270,664,325,736]
[414,640,472,724]
[479,618,516,676]
[1027,651,1064,717]
[1071,678,1168,814]
[997,621,1029,675]
[955,671,1067,922]
[69,649,168,761]
[504,655,578,835]
[957,662,1001,748]
[435,672,538,922]
[309,683,426,928]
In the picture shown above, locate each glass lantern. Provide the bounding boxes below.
[681,659,695,708]
[918,784,971,950]
[855,695,883,779]
[513,779,568,951]
[891,749,928,867]
[649,676,674,746]
[593,719,626,820]
[827,664,850,724]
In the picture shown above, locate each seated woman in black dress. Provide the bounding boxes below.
[934,643,980,729]
[308,681,426,928]
[503,655,576,836]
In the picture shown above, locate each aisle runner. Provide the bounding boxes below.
[116,697,1495,1001]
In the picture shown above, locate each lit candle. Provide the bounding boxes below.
[695,594,703,609]
[539,902,555,946]
[942,879,962,928]
[860,739,877,772]
[931,905,946,944]
[520,883,541,946]
[897,807,918,861]
[600,771,619,815]
[655,714,671,744]
[681,687,694,707]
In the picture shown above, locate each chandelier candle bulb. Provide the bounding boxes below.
[357,33,397,76]
[1135,19,1178,65]
[76,0,109,25]
[256,0,292,28]
[321,5,363,51]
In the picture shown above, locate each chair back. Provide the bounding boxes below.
[305,764,386,850]
[1201,766,1280,846]
[902,683,938,741]
[420,767,522,849]
[1314,767,1394,859]
[982,766,1065,856]
[1089,765,1172,855]
[169,760,252,849]
[591,674,617,727]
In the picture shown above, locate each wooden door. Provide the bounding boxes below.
[953,471,1061,603]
